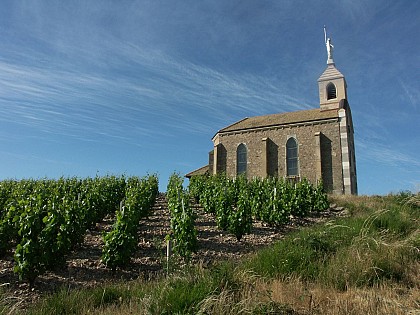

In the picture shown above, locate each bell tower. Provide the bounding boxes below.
[318,27,358,195]
[318,27,347,111]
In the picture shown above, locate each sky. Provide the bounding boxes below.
[0,1,419,195]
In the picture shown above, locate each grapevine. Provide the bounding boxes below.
[188,174,329,234]
[102,175,158,270]
[167,173,197,260]
[0,176,130,284]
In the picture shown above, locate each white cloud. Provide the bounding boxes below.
[398,77,419,110]
[357,140,420,169]
[0,38,310,149]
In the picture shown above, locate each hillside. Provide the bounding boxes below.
[1,193,419,314]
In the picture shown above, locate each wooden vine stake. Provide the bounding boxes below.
[166,237,172,274]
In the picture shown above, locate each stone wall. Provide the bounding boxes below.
[215,119,345,194]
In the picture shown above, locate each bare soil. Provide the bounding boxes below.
[0,193,345,308]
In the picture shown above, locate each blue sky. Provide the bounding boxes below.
[0,1,419,195]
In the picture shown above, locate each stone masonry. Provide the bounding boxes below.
[186,48,357,195]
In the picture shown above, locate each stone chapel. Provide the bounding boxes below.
[187,33,358,195]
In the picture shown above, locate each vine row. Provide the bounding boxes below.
[102,175,158,270]
[189,175,329,240]
[166,173,197,260]
[0,175,157,285]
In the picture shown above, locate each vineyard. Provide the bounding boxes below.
[188,174,329,241]
[0,175,158,287]
[1,177,417,315]
[0,174,331,295]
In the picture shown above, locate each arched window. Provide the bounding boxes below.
[237,143,247,175]
[286,137,298,176]
[326,82,337,100]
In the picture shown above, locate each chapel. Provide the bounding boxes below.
[187,31,357,195]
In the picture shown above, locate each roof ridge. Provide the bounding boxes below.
[216,107,339,134]
[224,107,320,123]
[219,116,248,132]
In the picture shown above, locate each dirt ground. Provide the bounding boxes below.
[0,193,344,307]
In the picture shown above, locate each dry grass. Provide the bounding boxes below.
[267,276,420,315]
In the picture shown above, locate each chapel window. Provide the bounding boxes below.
[237,143,247,175]
[327,82,337,100]
[286,137,299,176]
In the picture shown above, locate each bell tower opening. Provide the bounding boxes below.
[326,83,337,100]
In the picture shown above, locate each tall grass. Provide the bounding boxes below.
[246,194,419,290]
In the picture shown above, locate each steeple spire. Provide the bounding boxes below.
[318,27,347,111]
[324,26,334,65]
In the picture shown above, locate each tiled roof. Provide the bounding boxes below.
[185,165,209,178]
[218,107,339,133]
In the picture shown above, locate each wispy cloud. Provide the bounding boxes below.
[357,139,420,170]
[398,77,419,110]
[0,35,310,149]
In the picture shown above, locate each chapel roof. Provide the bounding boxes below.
[217,107,339,134]
[185,164,210,178]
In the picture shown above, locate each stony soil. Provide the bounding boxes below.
[0,193,346,308]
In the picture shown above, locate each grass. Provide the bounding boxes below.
[245,193,419,290]
[1,192,419,314]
